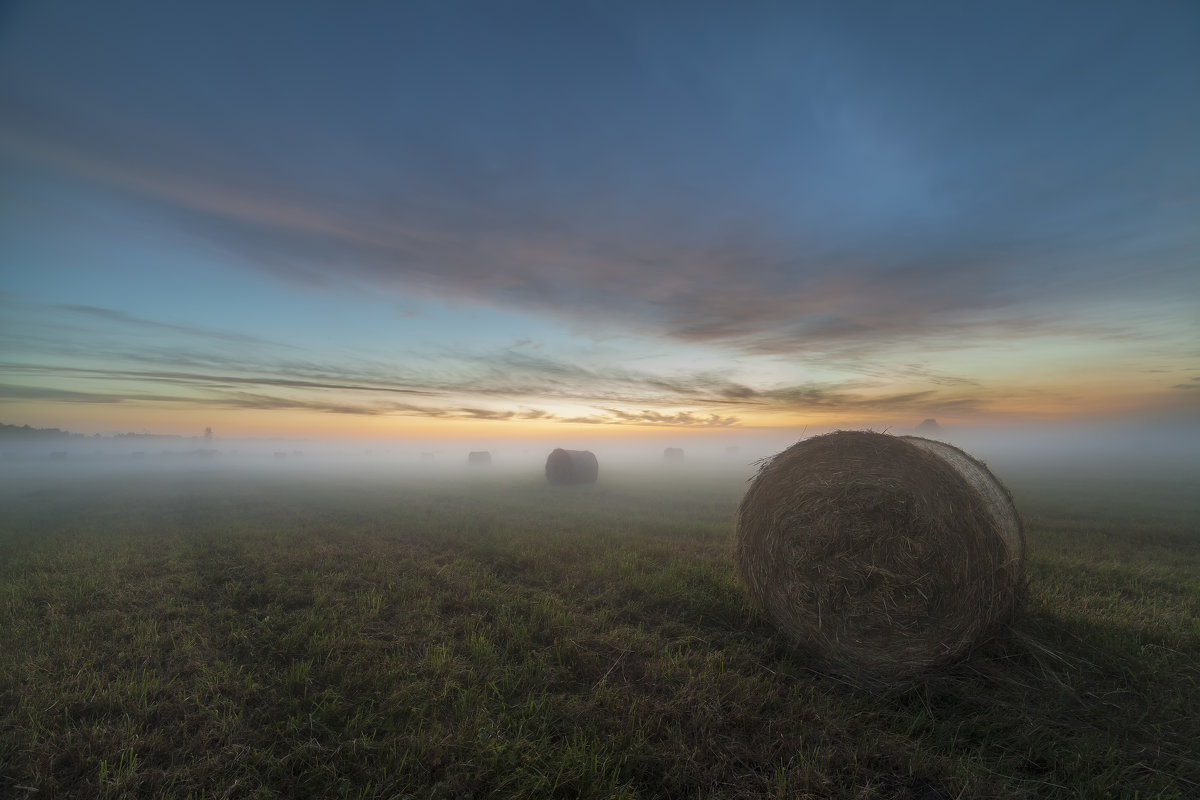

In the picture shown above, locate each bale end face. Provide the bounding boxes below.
[736,431,1024,681]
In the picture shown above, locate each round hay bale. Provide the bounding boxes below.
[545,448,599,485]
[468,450,492,466]
[663,447,685,462]
[736,431,1024,680]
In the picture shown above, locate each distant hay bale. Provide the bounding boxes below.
[663,447,685,462]
[545,448,599,485]
[468,450,492,466]
[915,418,943,434]
[736,431,1024,681]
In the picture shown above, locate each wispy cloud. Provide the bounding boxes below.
[7,292,1184,430]
[0,356,996,430]
[8,289,1192,431]
[55,305,270,345]
[0,385,126,403]
[1,363,440,398]
[595,409,739,427]
[4,86,1196,368]
[1,291,995,426]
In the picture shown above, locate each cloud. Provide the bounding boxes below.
[206,392,397,416]
[54,305,270,345]
[0,363,441,398]
[594,409,740,427]
[0,290,1033,427]
[744,384,998,417]
[0,371,747,427]
[456,408,517,421]
[0,352,999,427]
[0,1,1193,442]
[0,385,127,403]
[4,64,1197,369]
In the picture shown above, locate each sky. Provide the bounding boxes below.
[1,0,1197,445]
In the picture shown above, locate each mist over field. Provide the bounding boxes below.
[5,417,1197,486]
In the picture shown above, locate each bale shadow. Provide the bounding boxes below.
[884,602,1200,791]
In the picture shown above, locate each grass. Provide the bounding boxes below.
[0,459,1197,798]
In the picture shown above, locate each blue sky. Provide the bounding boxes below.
[1,0,1197,439]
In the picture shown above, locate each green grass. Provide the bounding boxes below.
[1,461,1197,798]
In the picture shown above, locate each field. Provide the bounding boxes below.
[1,455,1198,799]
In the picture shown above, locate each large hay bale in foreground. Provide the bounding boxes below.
[545,448,599,485]
[736,431,1023,680]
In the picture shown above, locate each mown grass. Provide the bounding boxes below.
[1,460,1197,799]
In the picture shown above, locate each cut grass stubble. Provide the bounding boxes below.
[1,463,1197,798]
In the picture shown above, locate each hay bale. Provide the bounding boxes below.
[736,431,1023,680]
[663,447,685,462]
[915,418,943,434]
[468,450,492,466]
[545,448,599,485]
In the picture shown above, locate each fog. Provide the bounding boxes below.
[0,433,766,488]
[4,419,1197,491]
